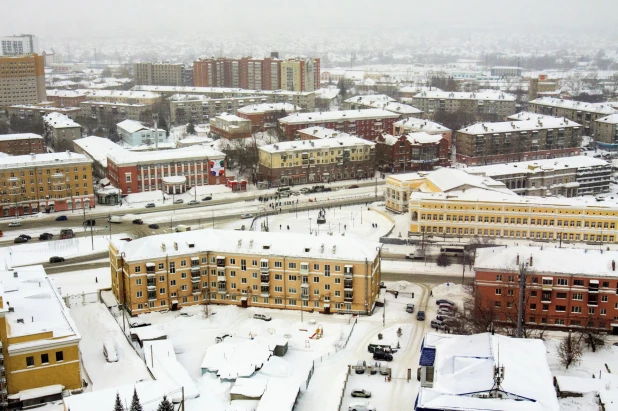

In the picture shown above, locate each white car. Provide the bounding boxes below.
[351,389,372,398]
[187,200,200,205]
[8,221,21,227]
[241,213,254,219]
[349,402,375,411]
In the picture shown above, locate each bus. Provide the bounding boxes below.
[440,246,465,257]
[277,187,291,193]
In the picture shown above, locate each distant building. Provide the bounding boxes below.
[258,136,375,185]
[410,90,517,120]
[116,119,167,147]
[70,89,161,106]
[42,112,82,151]
[278,109,400,141]
[280,58,320,92]
[0,34,38,56]
[398,85,442,99]
[133,62,184,86]
[393,117,452,146]
[296,126,350,140]
[209,114,252,140]
[236,103,299,132]
[5,105,80,120]
[593,114,618,151]
[45,89,89,107]
[0,54,45,106]
[374,132,449,173]
[80,101,151,121]
[73,136,124,179]
[490,66,523,77]
[343,94,422,119]
[0,133,45,155]
[529,74,559,100]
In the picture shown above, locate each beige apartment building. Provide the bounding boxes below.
[0,54,46,106]
[72,89,162,106]
[594,114,618,150]
[109,230,382,315]
[79,101,151,121]
[281,58,319,92]
[410,91,517,119]
[133,62,184,86]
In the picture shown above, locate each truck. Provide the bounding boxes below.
[60,229,75,239]
[108,216,123,224]
[175,225,191,232]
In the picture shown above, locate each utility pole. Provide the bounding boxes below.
[516,262,528,338]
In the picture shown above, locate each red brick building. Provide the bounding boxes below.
[107,146,227,194]
[475,246,618,333]
[0,133,45,155]
[45,89,88,107]
[374,132,449,173]
[278,109,400,141]
[237,102,299,132]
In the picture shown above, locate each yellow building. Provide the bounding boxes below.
[280,58,318,92]
[110,229,382,315]
[0,265,81,408]
[0,152,94,216]
[404,169,618,244]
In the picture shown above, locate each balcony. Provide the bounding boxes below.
[587,296,599,306]
[261,274,270,285]
[217,271,226,282]
[260,260,269,272]
[191,266,200,274]
[541,281,553,291]
[300,264,309,275]
[146,263,156,274]
[147,280,156,290]
[541,292,552,303]
[344,265,353,277]
[191,274,200,283]
[589,281,599,293]
[261,286,270,297]
[147,292,157,301]
[192,287,200,294]
[217,288,226,294]
[344,280,353,290]
[344,293,353,302]
[301,293,309,300]
[216,257,225,267]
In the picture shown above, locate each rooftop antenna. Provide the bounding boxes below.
[490,338,505,396]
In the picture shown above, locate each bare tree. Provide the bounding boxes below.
[579,316,607,353]
[557,331,584,369]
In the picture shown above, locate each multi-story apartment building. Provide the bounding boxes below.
[397,85,441,99]
[79,101,151,121]
[107,146,226,194]
[135,85,316,112]
[475,246,618,333]
[45,89,88,107]
[466,155,611,197]
[594,114,618,150]
[0,54,46,106]
[393,117,452,146]
[280,58,320,92]
[0,265,82,408]
[403,168,618,244]
[374,132,449,173]
[490,66,523,77]
[133,62,185,86]
[528,97,617,138]
[70,89,161,106]
[109,229,381,315]
[0,34,38,56]
[258,136,375,186]
[193,57,292,90]
[236,103,299,132]
[42,112,82,151]
[278,109,401,141]
[0,133,44,155]
[116,119,167,147]
[209,114,252,140]
[5,105,81,120]
[296,126,350,140]
[0,151,94,215]
[410,90,517,119]
[343,94,423,119]
[455,115,582,165]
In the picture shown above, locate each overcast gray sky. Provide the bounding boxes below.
[2,0,617,39]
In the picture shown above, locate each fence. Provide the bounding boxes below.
[337,366,351,411]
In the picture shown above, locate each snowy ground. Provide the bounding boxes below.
[51,267,110,297]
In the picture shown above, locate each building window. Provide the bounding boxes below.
[572,306,582,313]
[555,305,566,312]
[573,293,583,301]
[41,354,49,364]
[495,288,502,295]
[496,274,502,282]
[26,356,34,367]
[56,351,64,362]
[136,291,143,298]
[557,278,568,286]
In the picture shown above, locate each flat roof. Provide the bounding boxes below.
[107,145,224,165]
[459,116,581,134]
[133,85,315,97]
[0,151,91,169]
[279,108,400,125]
[42,112,81,128]
[73,136,124,167]
[297,126,351,139]
[413,90,516,101]
[596,114,618,124]
[466,155,609,177]
[529,97,617,115]
[0,133,42,141]
[237,102,300,114]
[394,117,451,133]
[260,135,374,153]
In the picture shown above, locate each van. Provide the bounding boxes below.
[367,343,392,353]
[108,216,122,224]
[355,360,367,374]
[175,225,192,232]
[103,341,118,362]
[406,303,415,313]
[253,313,272,321]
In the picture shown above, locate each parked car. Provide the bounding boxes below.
[148,223,160,229]
[431,319,446,330]
[241,213,254,219]
[132,219,144,225]
[188,200,200,205]
[8,221,21,227]
[438,303,454,310]
[83,219,96,226]
[55,215,68,221]
[373,351,393,361]
[253,313,272,321]
[299,188,310,193]
[436,314,452,322]
[145,203,156,208]
[351,389,372,398]
[348,402,375,411]
[18,234,31,240]
[39,233,53,241]
[437,309,452,316]
[215,333,230,343]
[349,185,360,189]
[13,237,27,244]
[417,310,426,321]
[405,303,415,313]
[202,196,212,201]
[103,341,118,363]
[355,360,366,374]
[0,230,3,237]
[60,229,75,239]
[436,299,455,306]
[173,198,184,204]
[369,362,380,375]
[49,256,65,263]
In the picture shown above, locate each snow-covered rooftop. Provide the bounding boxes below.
[111,228,381,263]
[506,111,556,122]
[529,97,618,115]
[398,85,442,93]
[73,136,123,167]
[0,265,81,352]
[117,119,151,134]
[107,145,224,165]
[380,132,443,146]
[45,89,89,98]
[74,89,161,99]
[475,246,618,278]
[8,105,80,113]
[417,332,559,411]
[133,85,315,97]
[465,155,609,177]
[214,113,249,122]
[260,135,374,154]
[0,151,91,170]
[425,168,509,193]
[596,114,618,124]
[237,102,300,115]
[81,100,148,107]
[394,117,451,133]
[144,340,199,401]
[0,133,42,141]
[414,90,516,101]
[459,116,581,134]
[42,112,81,128]
[297,126,351,139]
[279,109,400,125]
[344,94,396,105]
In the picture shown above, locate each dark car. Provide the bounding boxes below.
[373,351,393,362]
[436,299,455,306]
[18,234,32,240]
[83,219,96,226]
[132,219,144,225]
[349,185,360,189]
[39,233,53,240]
[148,223,160,229]
[49,256,65,263]
[417,310,426,321]
[202,196,212,201]
[13,237,28,244]
[55,215,68,221]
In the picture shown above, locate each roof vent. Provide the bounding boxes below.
[305,247,311,252]
[238,239,242,247]
[8,307,14,313]
[332,245,337,254]
[16,319,24,324]
[249,240,253,248]
[188,243,195,248]
[263,245,270,250]
[173,242,178,251]
[161,243,166,251]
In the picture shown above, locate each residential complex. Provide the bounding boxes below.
[0,34,38,56]
[0,54,46,106]
[475,246,618,333]
[416,332,558,411]
[109,229,381,315]
[45,89,88,107]
[455,115,582,165]
[0,151,94,215]
[236,103,299,132]
[594,114,618,150]
[278,109,400,141]
[116,119,167,147]
[528,97,617,138]
[106,146,226,194]
[392,117,452,145]
[46,89,162,107]
[0,266,82,408]
[296,126,351,141]
[343,94,423,119]
[398,85,441,99]
[42,112,82,151]
[4,105,81,120]
[280,58,320,92]
[410,90,517,119]
[0,133,44,155]
[258,135,375,185]
[209,114,252,140]
[133,62,185,86]
[374,132,449,173]
[466,155,611,197]
[80,101,151,122]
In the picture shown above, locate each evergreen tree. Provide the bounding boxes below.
[114,392,126,411]
[186,121,196,135]
[129,388,143,411]
[157,395,174,411]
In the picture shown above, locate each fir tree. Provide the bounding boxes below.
[129,388,143,411]
[114,392,126,411]
[157,395,174,411]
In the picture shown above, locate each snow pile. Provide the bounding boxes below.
[144,340,200,401]
[230,377,267,399]
[255,378,301,411]
[201,339,271,379]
